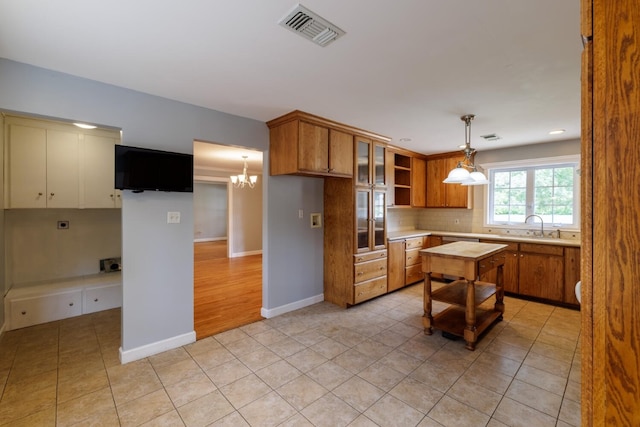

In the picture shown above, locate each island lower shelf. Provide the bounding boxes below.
[432,280,497,306]
[432,305,502,339]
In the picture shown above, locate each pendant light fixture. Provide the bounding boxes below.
[230,155,258,189]
[443,114,489,186]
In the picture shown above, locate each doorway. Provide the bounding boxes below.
[193,141,263,339]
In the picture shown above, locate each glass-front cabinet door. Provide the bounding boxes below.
[373,190,386,249]
[356,137,371,187]
[373,142,386,188]
[356,189,371,252]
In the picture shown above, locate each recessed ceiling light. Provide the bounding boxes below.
[549,129,565,135]
[73,122,97,129]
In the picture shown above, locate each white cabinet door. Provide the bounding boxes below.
[7,124,47,208]
[46,129,80,208]
[83,283,122,314]
[82,134,119,208]
[9,290,83,330]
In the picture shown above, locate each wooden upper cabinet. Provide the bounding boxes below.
[426,155,469,208]
[267,111,391,179]
[328,129,354,176]
[297,121,329,173]
[411,157,427,208]
[270,119,353,178]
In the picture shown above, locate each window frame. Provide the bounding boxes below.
[481,155,581,230]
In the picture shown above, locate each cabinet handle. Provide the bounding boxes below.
[21,311,26,315]
[110,194,114,198]
[520,254,524,258]
[50,193,55,197]
[407,256,412,260]
[69,302,74,306]
[480,264,485,268]
[357,257,363,262]
[94,298,99,302]
[38,192,43,196]
[379,266,385,270]
[357,272,364,276]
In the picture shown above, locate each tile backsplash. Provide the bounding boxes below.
[387,207,580,241]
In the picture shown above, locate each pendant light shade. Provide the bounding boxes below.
[443,114,489,186]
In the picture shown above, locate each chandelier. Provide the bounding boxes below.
[230,155,258,189]
[443,114,489,186]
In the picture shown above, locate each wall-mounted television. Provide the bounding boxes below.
[115,145,193,193]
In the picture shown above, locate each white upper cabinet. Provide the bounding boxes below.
[81,134,120,208]
[4,115,120,209]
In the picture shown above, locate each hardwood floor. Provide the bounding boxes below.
[194,241,263,339]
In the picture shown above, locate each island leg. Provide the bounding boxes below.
[494,263,505,320]
[422,272,433,335]
[464,279,477,350]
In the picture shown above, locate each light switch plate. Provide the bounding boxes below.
[167,211,181,223]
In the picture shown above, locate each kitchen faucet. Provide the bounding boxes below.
[525,214,544,237]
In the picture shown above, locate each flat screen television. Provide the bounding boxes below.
[115,145,193,192]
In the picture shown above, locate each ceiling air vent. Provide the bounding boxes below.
[278,4,345,47]
[480,133,501,142]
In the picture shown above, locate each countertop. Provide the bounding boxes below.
[387,229,581,247]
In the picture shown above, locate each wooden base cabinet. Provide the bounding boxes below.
[387,236,428,293]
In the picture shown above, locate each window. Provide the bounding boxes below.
[485,156,580,229]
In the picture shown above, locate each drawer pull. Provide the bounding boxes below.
[480,264,485,268]
[357,257,364,262]
[407,256,412,260]
[69,302,74,306]
[94,298,99,302]
[357,272,364,276]
[21,311,26,315]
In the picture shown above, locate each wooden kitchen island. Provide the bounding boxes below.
[420,241,507,350]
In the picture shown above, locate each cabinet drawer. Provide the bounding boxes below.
[520,243,564,256]
[354,258,387,283]
[405,237,425,250]
[477,254,506,277]
[354,276,387,304]
[10,290,82,330]
[405,264,423,285]
[405,249,421,266]
[354,250,387,263]
[83,284,122,314]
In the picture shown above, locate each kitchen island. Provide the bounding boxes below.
[420,241,507,350]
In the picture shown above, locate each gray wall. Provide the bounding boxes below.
[193,182,227,241]
[0,58,324,353]
[230,179,262,256]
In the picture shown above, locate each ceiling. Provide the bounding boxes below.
[0,0,581,166]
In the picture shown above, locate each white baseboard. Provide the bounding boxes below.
[119,331,196,364]
[229,249,262,258]
[194,237,227,243]
[261,293,324,319]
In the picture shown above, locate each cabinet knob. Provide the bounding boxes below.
[21,311,26,315]
[379,266,385,270]
[110,194,114,198]
[520,254,524,258]
[407,256,412,260]
[69,302,73,306]
[38,192,43,196]
[94,298,99,302]
[357,272,364,276]
[50,193,55,197]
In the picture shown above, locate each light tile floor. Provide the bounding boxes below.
[0,283,581,426]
